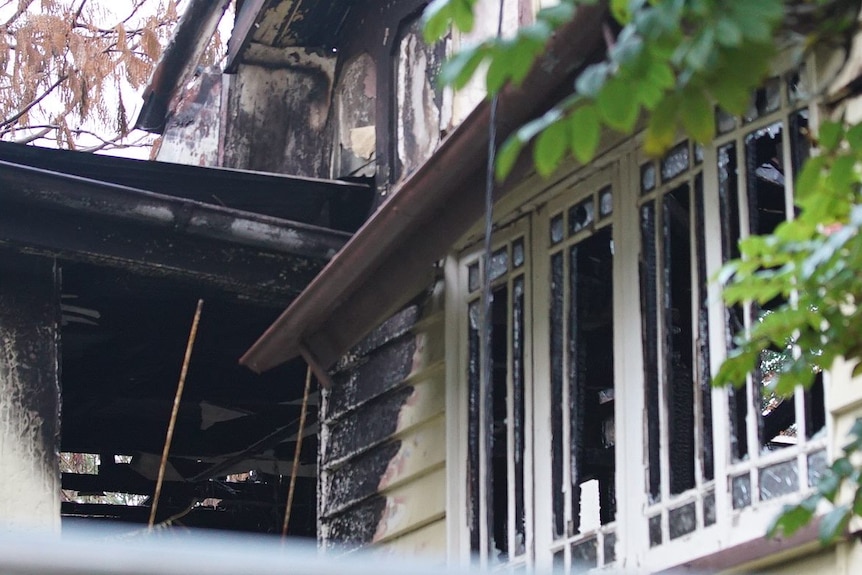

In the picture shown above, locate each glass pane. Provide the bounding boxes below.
[661,141,690,181]
[648,514,663,547]
[599,186,613,217]
[694,142,704,165]
[641,162,656,193]
[569,197,595,235]
[551,214,564,245]
[716,108,736,134]
[760,459,799,501]
[512,237,525,269]
[703,492,716,526]
[571,538,598,571]
[604,531,616,564]
[468,262,479,293]
[744,76,781,123]
[732,473,752,509]
[808,449,828,487]
[669,502,697,540]
[489,247,509,282]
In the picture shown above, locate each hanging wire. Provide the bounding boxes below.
[479,0,507,554]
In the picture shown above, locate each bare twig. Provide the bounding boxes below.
[0,74,68,129]
[148,299,204,530]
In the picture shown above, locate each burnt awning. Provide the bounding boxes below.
[0,142,371,302]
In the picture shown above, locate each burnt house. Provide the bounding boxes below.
[6,0,862,573]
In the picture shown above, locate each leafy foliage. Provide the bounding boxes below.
[424,0,785,178]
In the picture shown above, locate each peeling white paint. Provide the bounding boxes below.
[131,204,175,223]
[0,327,58,532]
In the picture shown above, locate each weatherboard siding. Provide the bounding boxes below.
[319,282,447,555]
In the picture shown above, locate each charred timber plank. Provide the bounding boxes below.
[326,334,416,421]
[0,203,320,303]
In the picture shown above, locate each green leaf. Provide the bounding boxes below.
[768,503,816,539]
[644,95,678,156]
[818,505,851,545]
[537,2,575,26]
[452,0,475,33]
[534,118,569,177]
[422,0,453,42]
[576,62,610,98]
[679,87,715,143]
[715,16,743,47]
[569,105,601,164]
[819,121,844,152]
[495,135,523,182]
[847,123,862,151]
[440,45,486,89]
[795,155,826,201]
[597,77,640,132]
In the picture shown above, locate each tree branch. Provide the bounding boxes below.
[0,74,69,129]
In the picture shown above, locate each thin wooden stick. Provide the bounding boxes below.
[281,365,313,539]
[148,299,204,530]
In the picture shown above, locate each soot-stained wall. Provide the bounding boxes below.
[318,281,447,556]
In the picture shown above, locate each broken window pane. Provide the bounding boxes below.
[760,460,799,501]
[661,141,690,182]
[669,502,697,540]
[640,202,662,503]
[731,474,752,509]
[569,198,595,236]
[746,122,785,236]
[744,76,781,123]
[786,66,811,104]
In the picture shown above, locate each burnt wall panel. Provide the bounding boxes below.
[222,58,334,178]
[319,281,446,553]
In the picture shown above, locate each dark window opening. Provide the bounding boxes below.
[568,227,616,528]
[640,202,662,503]
[664,183,696,495]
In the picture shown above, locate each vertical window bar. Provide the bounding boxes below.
[640,202,662,502]
[568,243,583,535]
[694,174,715,481]
[491,286,509,558]
[467,302,482,551]
[512,276,527,556]
[663,184,696,495]
[550,252,566,536]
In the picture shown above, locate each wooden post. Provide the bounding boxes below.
[0,252,61,531]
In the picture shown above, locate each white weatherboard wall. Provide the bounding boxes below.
[0,255,60,532]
